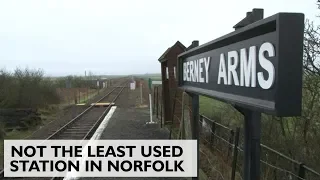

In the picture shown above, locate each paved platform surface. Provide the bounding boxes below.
[100,107,168,139]
[81,107,185,180]
[81,86,186,180]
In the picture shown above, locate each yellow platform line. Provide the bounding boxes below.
[91,102,115,106]
[76,103,86,106]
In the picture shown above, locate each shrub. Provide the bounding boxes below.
[0,68,61,109]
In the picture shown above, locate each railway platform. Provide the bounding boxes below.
[99,106,168,140]
[98,81,169,140]
[80,108,184,180]
[0,80,187,180]
[79,84,186,180]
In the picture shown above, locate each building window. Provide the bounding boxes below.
[174,66,176,79]
[166,67,169,79]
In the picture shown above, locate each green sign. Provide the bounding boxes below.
[148,78,152,90]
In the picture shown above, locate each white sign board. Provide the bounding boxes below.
[130,81,136,90]
[152,81,162,85]
[4,140,197,177]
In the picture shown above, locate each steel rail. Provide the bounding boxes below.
[50,86,126,180]
[45,87,118,140]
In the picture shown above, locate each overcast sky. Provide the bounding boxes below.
[0,0,318,76]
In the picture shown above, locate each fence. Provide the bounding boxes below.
[153,85,164,127]
[56,88,100,105]
[152,85,320,180]
[153,85,193,138]
[200,115,320,180]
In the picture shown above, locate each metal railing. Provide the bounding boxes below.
[152,85,320,180]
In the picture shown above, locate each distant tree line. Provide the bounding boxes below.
[0,68,102,110]
[53,72,98,89]
[0,68,102,138]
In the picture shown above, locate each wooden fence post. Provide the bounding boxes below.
[160,95,163,128]
[153,87,156,113]
[298,163,305,180]
[199,115,203,135]
[210,121,216,146]
[228,129,235,160]
[169,90,178,139]
[74,89,77,104]
[231,128,240,180]
[156,87,159,118]
[69,89,71,105]
[78,89,81,104]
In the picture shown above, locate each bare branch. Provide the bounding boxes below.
[303,19,320,76]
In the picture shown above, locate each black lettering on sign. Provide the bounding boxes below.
[10,160,19,172]
[141,146,184,157]
[12,146,46,158]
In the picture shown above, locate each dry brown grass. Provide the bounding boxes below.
[199,141,242,180]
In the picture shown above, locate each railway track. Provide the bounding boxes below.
[48,86,125,141]
[0,80,128,179]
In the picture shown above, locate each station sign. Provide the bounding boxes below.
[152,81,162,85]
[178,13,304,116]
